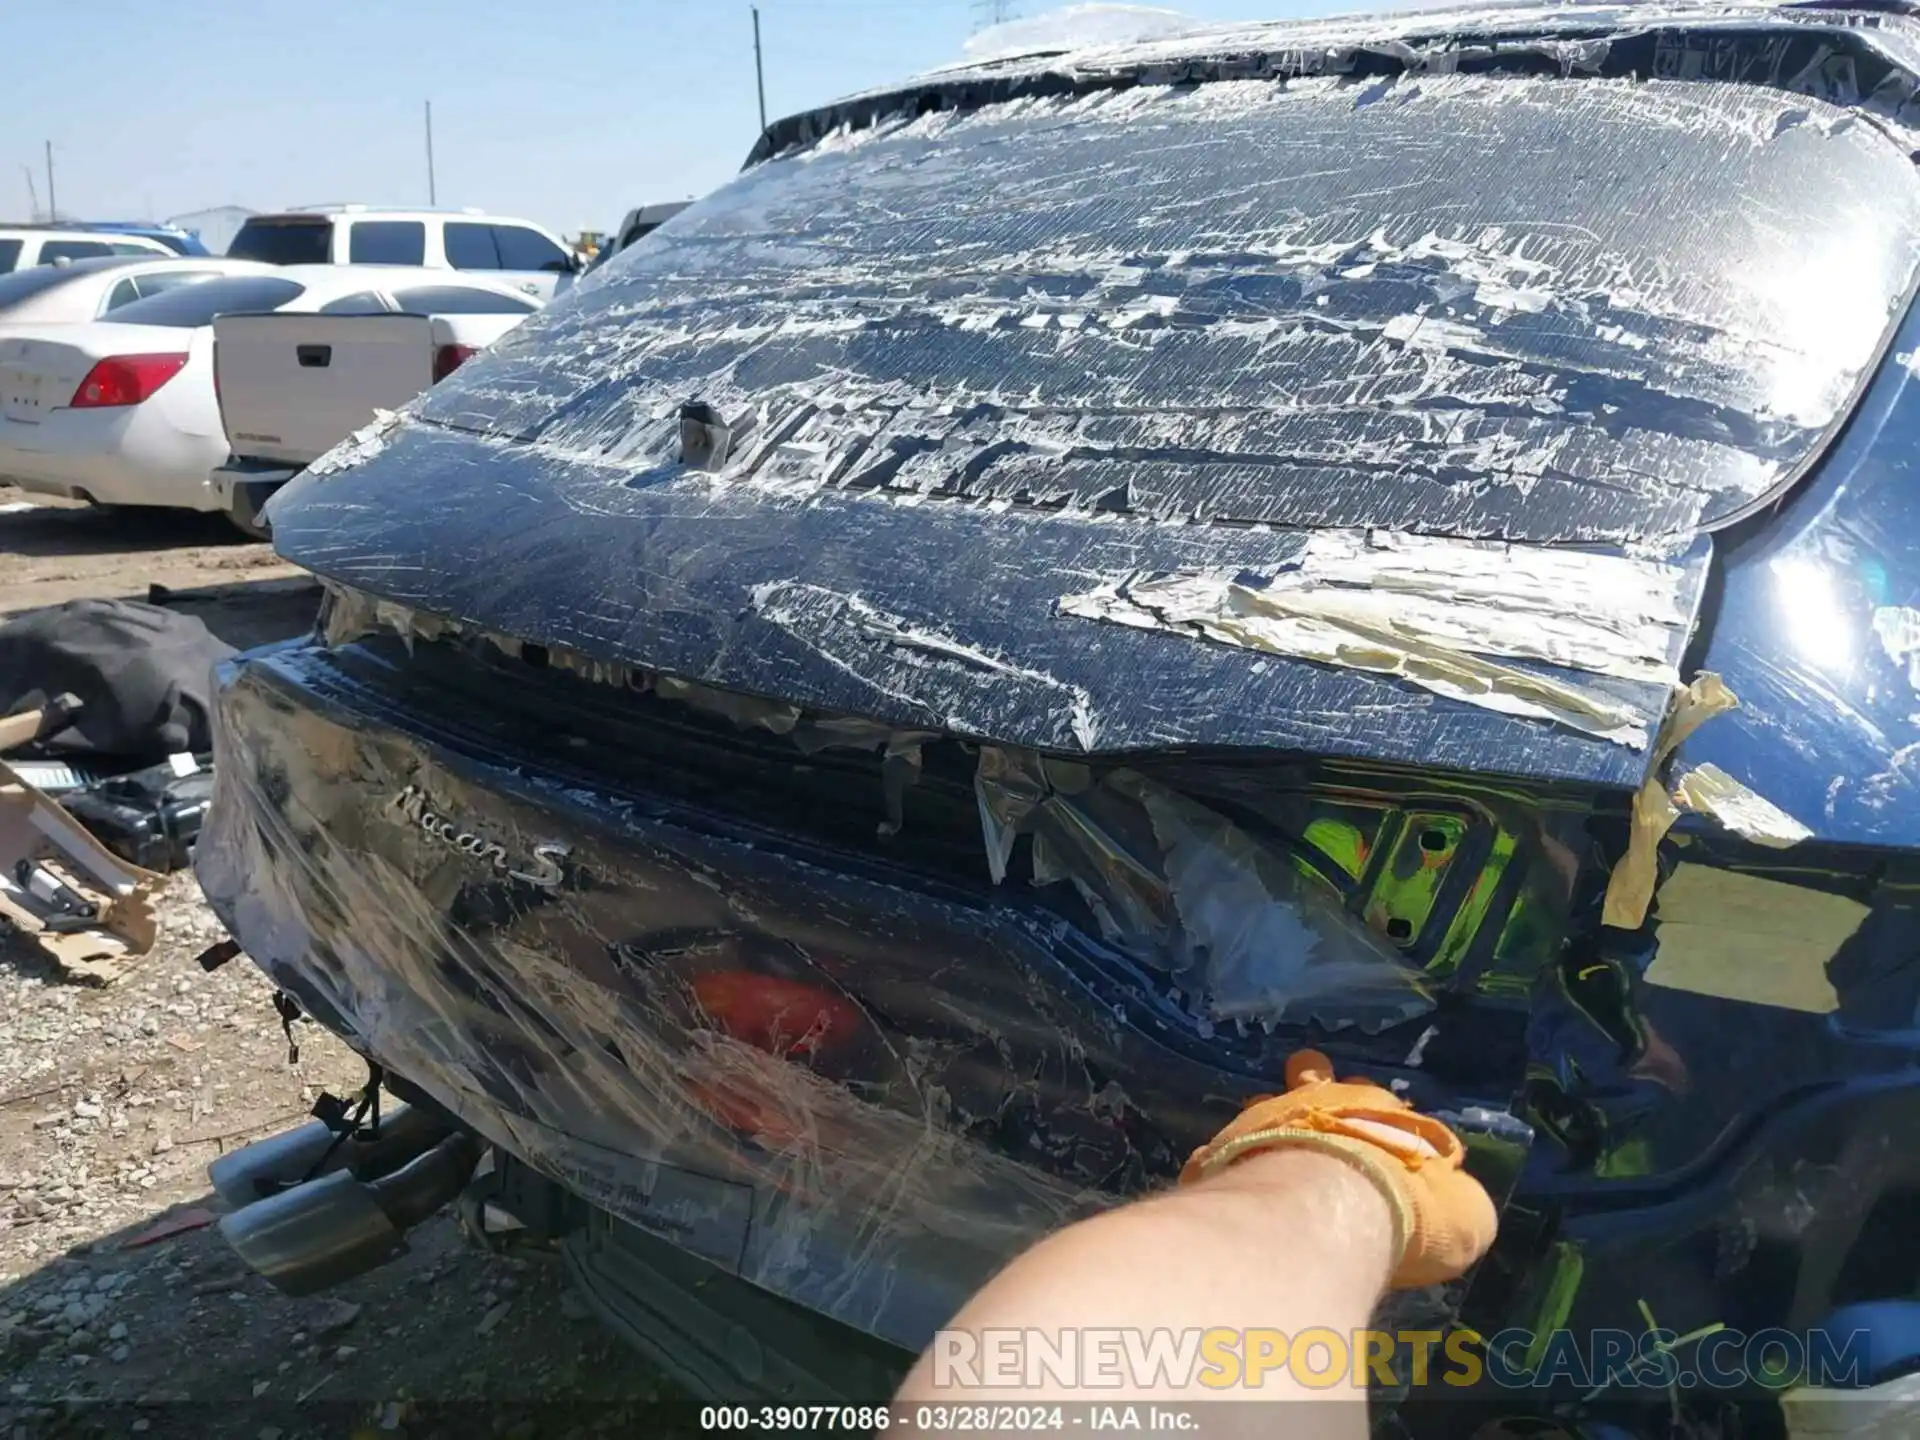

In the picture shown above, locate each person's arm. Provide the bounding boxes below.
[896,1051,1497,1435]
[899,1147,1394,1399]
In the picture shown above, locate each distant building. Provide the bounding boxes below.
[164,205,256,256]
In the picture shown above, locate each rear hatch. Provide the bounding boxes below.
[215,313,434,465]
[266,59,1920,789]
[224,216,333,267]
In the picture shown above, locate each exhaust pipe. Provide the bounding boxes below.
[218,1130,481,1296]
[208,1102,448,1209]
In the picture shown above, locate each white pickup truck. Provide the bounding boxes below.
[209,276,539,534]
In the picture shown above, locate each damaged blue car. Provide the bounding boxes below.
[196,2,1920,1431]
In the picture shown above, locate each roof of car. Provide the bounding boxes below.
[750,0,1920,161]
[0,225,175,239]
[246,208,553,227]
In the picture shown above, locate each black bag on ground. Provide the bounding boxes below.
[0,599,234,758]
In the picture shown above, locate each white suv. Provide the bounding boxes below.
[226,207,580,300]
[0,227,178,274]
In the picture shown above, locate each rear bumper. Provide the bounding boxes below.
[195,643,1139,1349]
[0,412,223,509]
[210,459,298,533]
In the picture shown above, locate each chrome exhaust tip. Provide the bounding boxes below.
[208,1102,447,1210]
[218,1131,480,1296]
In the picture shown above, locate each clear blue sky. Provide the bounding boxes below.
[6,0,1396,235]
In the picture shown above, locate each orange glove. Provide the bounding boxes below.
[1181,1050,1498,1290]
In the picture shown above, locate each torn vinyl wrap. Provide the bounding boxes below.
[196,632,1533,1352]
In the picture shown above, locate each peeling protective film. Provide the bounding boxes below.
[975,751,1432,1034]
[1671,762,1813,848]
[1059,531,1691,747]
[411,68,1920,543]
[264,54,1914,787]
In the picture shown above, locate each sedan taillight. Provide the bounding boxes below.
[69,353,189,409]
[432,344,476,384]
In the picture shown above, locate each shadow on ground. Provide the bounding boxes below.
[0,1185,693,1439]
[0,506,247,563]
[141,577,323,652]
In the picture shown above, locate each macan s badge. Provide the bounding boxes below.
[388,783,568,889]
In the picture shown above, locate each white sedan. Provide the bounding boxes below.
[0,265,539,516]
[0,256,271,326]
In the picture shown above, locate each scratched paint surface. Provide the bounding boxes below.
[269,54,1917,784]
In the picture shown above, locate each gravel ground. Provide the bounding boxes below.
[0,491,692,1438]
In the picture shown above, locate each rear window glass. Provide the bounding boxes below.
[109,275,305,327]
[389,285,536,315]
[348,221,425,266]
[443,73,1920,547]
[227,220,332,266]
[443,223,498,270]
[134,269,226,301]
[0,259,122,311]
[319,292,388,316]
[0,240,20,274]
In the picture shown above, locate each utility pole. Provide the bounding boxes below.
[752,7,767,133]
[23,167,39,223]
[43,141,55,222]
[425,101,437,207]
[970,0,1017,28]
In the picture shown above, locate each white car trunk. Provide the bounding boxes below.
[0,327,148,425]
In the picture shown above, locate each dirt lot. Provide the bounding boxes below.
[0,491,315,652]
[0,491,689,1438]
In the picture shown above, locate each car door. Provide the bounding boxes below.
[447,222,573,300]
[489,224,574,300]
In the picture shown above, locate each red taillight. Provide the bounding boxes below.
[690,972,862,1060]
[69,353,188,409]
[432,343,476,384]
